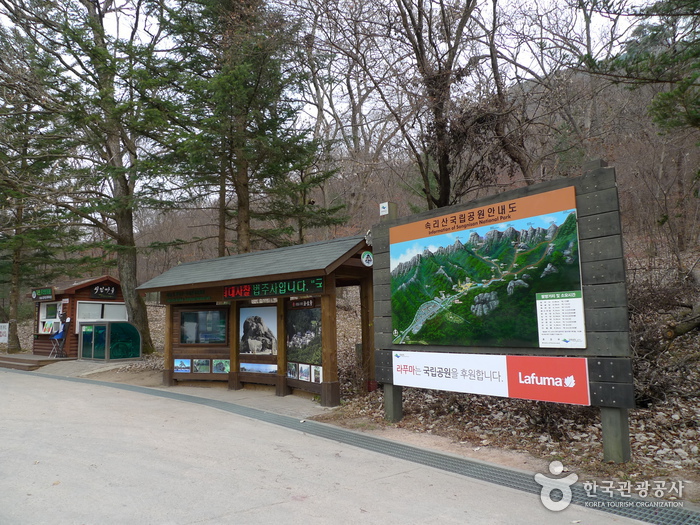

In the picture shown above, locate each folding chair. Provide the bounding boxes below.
[49,330,67,358]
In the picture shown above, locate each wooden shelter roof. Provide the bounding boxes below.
[137,235,370,293]
[51,275,120,295]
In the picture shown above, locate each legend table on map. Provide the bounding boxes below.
[535,291,586,348]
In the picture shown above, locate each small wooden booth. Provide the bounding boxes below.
[31,275,141,360]
[137,235,375,406]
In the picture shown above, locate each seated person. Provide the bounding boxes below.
[50,313,70,357]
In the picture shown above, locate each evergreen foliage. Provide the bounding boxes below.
[610,0,700,130]
[152,0,345,253]
[0,25,110,349]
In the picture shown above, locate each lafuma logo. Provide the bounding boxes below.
[507,356,590,405]
[517,372,576,388]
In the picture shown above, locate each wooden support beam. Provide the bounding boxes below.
[601,407,632,463]
[276,300,291,396]
[384,384,403,422]
[229,302,242,390]
[321,277,340,406]
[162,304,174,386]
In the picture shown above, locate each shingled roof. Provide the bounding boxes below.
[137,235,369,293]
[51,275,120,294]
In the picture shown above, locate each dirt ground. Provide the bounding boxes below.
[88,368,165,387]
[321,415,553,474]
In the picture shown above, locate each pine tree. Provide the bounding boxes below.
[610,0,700,130]
[0,33,93,351]
[0,0,193,353]
[155,0,345,254]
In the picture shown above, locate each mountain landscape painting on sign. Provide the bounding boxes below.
[390,188,585,348]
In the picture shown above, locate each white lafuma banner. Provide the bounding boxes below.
[392,352,590,406]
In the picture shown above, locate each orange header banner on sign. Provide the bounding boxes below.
[390,186,577,245]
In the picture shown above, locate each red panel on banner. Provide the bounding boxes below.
[506,356,590,405]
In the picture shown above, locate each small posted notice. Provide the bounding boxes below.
[536,291,586,348]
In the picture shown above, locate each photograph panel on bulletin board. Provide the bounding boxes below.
[193,359,210,373]
[174,359,191,373]
[285,306,322,366]
[298,363,311,382]
[239,306,278,355]
[212,359,230,373]
[240,363,278,374]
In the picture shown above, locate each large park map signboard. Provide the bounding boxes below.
[390,187,586,349]
[377,166,636,461]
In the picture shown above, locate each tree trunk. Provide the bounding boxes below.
[116,236,155,354]
[84,1,153,354]
[111,146,154,353]
[488,0,532,183]
[433,100,452,207]
[235,157,252,253]
[233,113,252,253]
[218,164,227,257]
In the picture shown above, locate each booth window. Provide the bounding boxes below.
[39,302,61,333]
[180,309,227,344]
[77,301,127,329]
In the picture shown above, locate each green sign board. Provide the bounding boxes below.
[31,288,54,302]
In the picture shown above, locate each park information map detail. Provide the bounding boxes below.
[389,187,586,349]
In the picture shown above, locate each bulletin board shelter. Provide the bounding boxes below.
[136,235,374,407]
[31,275,131,359]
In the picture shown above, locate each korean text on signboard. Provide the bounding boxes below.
[164,289,212,304]
[289,298,317,309]
[224,277,324,299]
[91,284,117,300]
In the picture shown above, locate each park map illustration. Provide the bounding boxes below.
[390,203,583,348]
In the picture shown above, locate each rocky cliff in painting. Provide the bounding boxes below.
[240,315,278,354]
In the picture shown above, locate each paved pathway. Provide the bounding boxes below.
[0,369,670,524]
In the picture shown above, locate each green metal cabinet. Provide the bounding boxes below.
[80,322,141,360]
